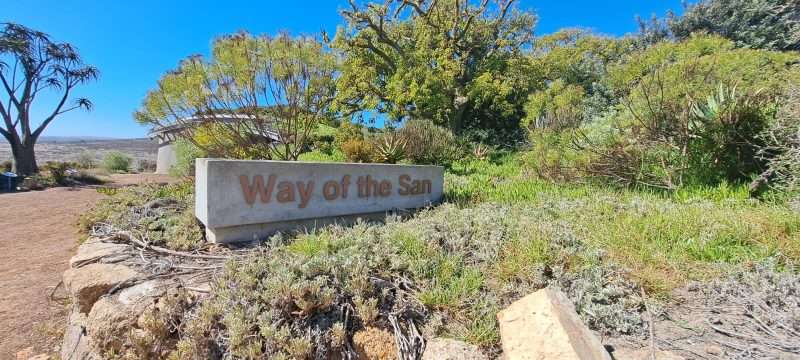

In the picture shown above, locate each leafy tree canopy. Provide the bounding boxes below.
[334,0,537,137]
[135,32,337,161]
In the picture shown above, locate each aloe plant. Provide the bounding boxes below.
[373,133,407,164]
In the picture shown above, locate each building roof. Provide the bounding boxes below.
[149,114,280,142]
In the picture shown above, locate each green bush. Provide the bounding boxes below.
[171,139,206,177]
[334,121,365,150]
[523,79,586,130]
[43,161,70,185]
[583,35,800,189]
[399,119,460,165]
[102,151,132,173]
[759,86,800,193]
[298,149,347,163]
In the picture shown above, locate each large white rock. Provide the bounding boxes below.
[423,338,487,360]
[195,159,444,243]
[63,263,139,314]
[497,287,611,360]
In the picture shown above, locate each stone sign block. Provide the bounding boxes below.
[195,159,444,243]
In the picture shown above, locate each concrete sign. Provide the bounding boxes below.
[195,159,444,243]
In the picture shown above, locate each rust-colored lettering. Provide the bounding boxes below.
[421,179,431,194]
[379,180,391,197]
[276,181,295,203]
[340,175,351,198]
[398,174,411,195]
[297,181,314,208]
[323,180,340,200]
[239,174,276,205]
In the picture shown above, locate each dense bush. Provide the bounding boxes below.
[523,79,586,130]
[341,138,374,163]
[78,182,201,250]
[43,161,69,185]
[171,139,206,177]
[759,86,800,193]
[669,0,800,51]
[2,159,11,172]
[102,151,132,173]
[172,203,646,358]
[334,121,365,151]
[575,35,800,189]
[398,119,460,165]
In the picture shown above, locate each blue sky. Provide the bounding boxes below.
[5,0,685,139]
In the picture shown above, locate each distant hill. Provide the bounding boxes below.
[38,136,149,143]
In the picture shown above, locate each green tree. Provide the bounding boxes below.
[0,23,98,175]
[135,33,337,161]
[334,0,537,135]
[669,0,800,51]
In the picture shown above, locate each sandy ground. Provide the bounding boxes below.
[0,174,174,359]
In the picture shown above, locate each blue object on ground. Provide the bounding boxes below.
[0,171,18,192]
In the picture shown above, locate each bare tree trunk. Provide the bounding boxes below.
[10,141,38,176]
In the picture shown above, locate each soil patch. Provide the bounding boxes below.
[0,175,174,359]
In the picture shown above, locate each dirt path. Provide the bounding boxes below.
[0,174,173,359]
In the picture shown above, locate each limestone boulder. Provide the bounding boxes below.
[85,296,149,355]
[69,240,130,268]
[63,263,139,313]
[497,286,611,360]
[422,338,487,360]
[61,309,96,360]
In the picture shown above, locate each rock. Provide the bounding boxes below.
[610,347,683,360]
[117,280,166,305]
[15,348,51,360]
[422,338,487,360]
[27,355,51,360]
[497,286,611,360]
[16,347,34,360]
[85,297,148,354]
[352,327,395,360]
[704,345,723,356]
[63,263,139,313]
[61,309,95,360]
[69,240,130,268]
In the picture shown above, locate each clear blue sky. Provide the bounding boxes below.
[5,0,685,139]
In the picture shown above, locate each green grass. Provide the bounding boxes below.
[445,153,800,293]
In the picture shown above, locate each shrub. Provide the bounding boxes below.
[334,121,365,150]
[102,151,132,173]
[172,203,647,358]
[523,79,586,130]
[341,138,374,163]
[43,161,69,185]
[758,86,800,193]
[399,119,460,165]
[1,159,11,172]
[74,151,96,169]
[137,159,157,173]
[171,139,206,177]
[298,149,347,163]
[586,35,799,189]
[310,123,337,154]
[669,0,800,51]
